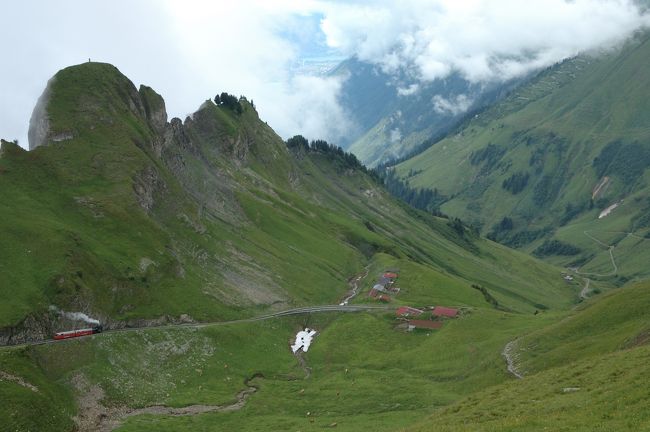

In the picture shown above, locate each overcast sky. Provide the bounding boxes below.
[2,0,649,149]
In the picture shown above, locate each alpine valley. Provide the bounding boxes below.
[1,42,649,432]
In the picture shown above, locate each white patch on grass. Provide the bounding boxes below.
[291,328,317,353]
[598,202,620,219]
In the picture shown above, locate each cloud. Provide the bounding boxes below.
[262,75,354,144]
[389,128,402,143]
[397,84,419,96]
[319,0,650,83]
[2,1,649,149]
[0,0,349,148]
[432,94,474,116]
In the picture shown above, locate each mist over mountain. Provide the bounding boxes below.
[394,31,650,283]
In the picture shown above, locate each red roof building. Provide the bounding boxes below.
[383,272,398,279]
[396,306,424,317]
[408,320,443,329]
[432,306,459,318]
[368,288,379,298]
[378,294,391,302]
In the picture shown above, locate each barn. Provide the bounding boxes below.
[396,306,423,317]
[432,306,459,318]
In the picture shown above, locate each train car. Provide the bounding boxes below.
[53,325,103,340]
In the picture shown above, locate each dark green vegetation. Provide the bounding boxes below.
[533,240,582,258]
[396,31,650,282]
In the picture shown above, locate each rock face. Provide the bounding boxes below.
[139,85,168,133]
[133,166,167,212]
[28,77,55,150]
[0,311,60,345]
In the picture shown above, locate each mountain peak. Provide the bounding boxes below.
[28,62,147,150]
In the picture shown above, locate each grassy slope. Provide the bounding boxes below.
[3,279,648,432]
[396,32,650,282]
[0,63,585,431]
[516,281,650,374]
[0,308,555,432]
[0,63,573,328]
[407,344,650,432]
[406,280,650,432]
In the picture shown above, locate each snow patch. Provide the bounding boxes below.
[598,202,620,219]
[291,328,317,353]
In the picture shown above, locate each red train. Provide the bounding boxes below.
[53,325,103,340]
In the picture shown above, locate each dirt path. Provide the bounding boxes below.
[73,373,263,432]
[339,266,370,305]
[0,370,39,392]
[294,351,312,379]
[574,231,618,277]
[576,230,649,278]
[580,278,591,300]
[502,339,524,379]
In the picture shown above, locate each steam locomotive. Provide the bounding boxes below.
[53,325,103,340]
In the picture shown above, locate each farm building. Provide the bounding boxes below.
[377,276,392,286]
[383,272,398,279]
[373,283,388,292]
[432,306,459,318]
[378,294,391,303]
[407,320,443,330]
[368,288,379,298]
[396,306,423,317]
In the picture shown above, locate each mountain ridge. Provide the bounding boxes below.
[0,62,571,344]
[394,31,650,282]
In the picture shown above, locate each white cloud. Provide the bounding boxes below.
[397,83,420,96]
[389,128,402,143]
[433,94,473,116]
[0,0,349,148]
[319,0,650,83]
[1,1,649,149]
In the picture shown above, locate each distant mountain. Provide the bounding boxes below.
[396,31,650,282]
[333,58,522,167]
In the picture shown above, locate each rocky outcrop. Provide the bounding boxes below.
[0,312,197,346]
[0,311,63,345]
[28,77,56,150]
[139,85,168,133]
[132,166,167,212]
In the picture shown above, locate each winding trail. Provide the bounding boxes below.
[0,370,39,392]
[502,339,524,379]
[294,351,312,379]
[579,278,591,300]
[74,373,264,432]
[125,373,262,417]
[339,265,370,305]
[574,231,618,277]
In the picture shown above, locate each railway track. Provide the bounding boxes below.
[0,304,393,350]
